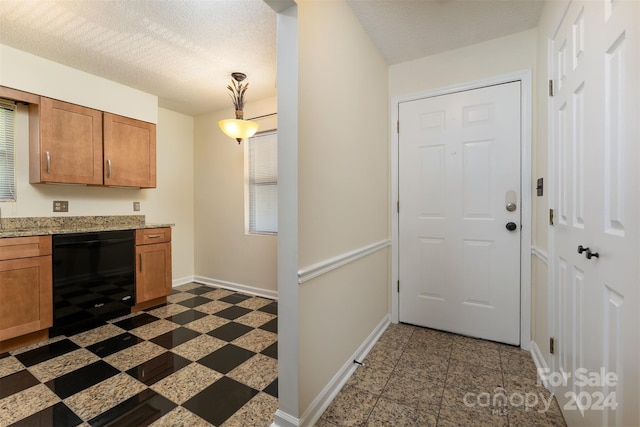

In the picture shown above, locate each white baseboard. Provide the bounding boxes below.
[299,314,391,427]
[530,339,550,390]
[193,275,278,300]
[172,276,195,287]
[271,409,301,427]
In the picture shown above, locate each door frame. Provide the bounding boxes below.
[390,70,533,350]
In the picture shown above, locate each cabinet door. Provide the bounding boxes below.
[136,242,171,303]
[37,97,103,185]
[0,256,53,341]
[103,113,156,188]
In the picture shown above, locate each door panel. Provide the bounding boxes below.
[399,81,521,345]
[550,1,639,425]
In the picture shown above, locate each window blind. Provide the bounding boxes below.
[248,130,278,234]
[0,100,16,202]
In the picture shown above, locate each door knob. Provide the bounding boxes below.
[506,222,517,231]
[506,202,517,212]
[578,245,599,259]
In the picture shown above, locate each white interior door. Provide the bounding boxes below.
[398,82,521,345]
[550,1,639,425]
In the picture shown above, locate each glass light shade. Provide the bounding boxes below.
[218,119,259,140]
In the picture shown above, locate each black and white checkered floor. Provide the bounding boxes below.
[0,283,278,426]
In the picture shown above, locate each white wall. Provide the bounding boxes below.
[0,47,195,282]
[297,0,389,417]
[193,96,278,295]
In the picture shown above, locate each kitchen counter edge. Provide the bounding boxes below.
[0,223,174,238]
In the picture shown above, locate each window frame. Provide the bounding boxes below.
[0,99,16,202]
[245,129,278,236]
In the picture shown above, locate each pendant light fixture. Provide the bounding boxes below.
[218,72,259,143]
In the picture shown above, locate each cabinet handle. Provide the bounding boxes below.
[46,151,50,174]
[147,234,161,239]
[139,253,143,271]
[107,159,112,178]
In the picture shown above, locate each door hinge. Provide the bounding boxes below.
[397,280,400,293]
[549,80,554,96]
[550,336,555,354]
[397,120,400,133]
[549,208,554,226]
[397,201,399,213]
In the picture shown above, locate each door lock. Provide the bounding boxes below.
[505,190,518,212]
[506,222,517,231]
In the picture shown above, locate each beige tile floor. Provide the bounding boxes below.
[318,323,567,427]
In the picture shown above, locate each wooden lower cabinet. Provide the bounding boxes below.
[0,236,53,349]
[0,230,173,349]
[134,228,172,310]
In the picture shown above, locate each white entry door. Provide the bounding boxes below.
[550,1,639,425]
[399,82,521,345]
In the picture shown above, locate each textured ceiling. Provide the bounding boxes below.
[0,0,544,116]
[347,0,545,65]
[0,0,277,116]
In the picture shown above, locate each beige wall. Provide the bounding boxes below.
[0,44,157,123]
[297,0,389,415]
[153,108,195,281]
[192,96,278,294]
[390,29,538,99]
[0,47,195,282]
[298,249,389,412]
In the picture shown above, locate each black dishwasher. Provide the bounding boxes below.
[51,230,135,336]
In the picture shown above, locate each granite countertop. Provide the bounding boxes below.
[0,215,174,238]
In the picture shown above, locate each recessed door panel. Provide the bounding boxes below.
[462,240,493,308]
[419,146,446,218]
[463,140,493,218]
[419,238,445,301]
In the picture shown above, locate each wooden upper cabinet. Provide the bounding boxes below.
[31,97,103,185]
[104,113,156,188]
[24,93,157,188]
